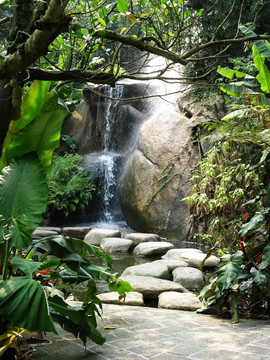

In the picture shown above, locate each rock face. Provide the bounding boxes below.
[120,108,198,239]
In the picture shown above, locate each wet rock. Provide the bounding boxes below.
[158,291,202,311]
[172,267,204,291]
[125,233,160,246]
[100,238,133,254]
[162,248,220,269]
[62,226,91,239]
[32,229,60,239]
[84,228,121,246]
[122,262,169,279]
[152,259,188,273]
[133,241,174,257]
[97,291,144,306]
[121,275,189,300]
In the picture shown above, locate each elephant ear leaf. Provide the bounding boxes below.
[0,153,48,248]
[0,276,56,333]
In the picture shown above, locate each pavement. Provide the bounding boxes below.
[32,304,270,360]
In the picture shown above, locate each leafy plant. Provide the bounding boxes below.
[0,81,131,359]
[46,153,96,218]
[194,32,270,320]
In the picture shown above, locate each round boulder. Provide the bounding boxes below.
[84,228,121,246]
[172,267,204,291]
[125,233,160,246]
[133,241,174,257]
[122,262,169,279]
[100,238,133,254]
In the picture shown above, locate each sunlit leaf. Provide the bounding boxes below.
[117,0,127,14]
[127,13,140,23]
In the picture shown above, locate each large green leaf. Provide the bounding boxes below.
[240,25,270,59]
[250,267,267,286]
[239,208,270,237]
[117,0,127,13]
[11,256,42,277]
[5,91,67,174]
[253,45,270,93]
[49,294,106,345]
[0,81,51,171]
[217,251,242,291]
[0,276,56,333]
[0,154,48,248]
[217,66,246,79]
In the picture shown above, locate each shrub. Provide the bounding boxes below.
[47,153,96,217]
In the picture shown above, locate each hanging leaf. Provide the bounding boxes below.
[253,45,270,93]
[0,276,56,333]
[117,0,127,13]
[127,13,140,23]
[239,208,270,237]
[217,66,246,79]
[217,251,242,291]
[240,25,270,59]
[0,154,48,248]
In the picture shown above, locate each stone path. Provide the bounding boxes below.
[33,304,270,360]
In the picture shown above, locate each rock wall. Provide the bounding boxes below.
[120,107,199,239]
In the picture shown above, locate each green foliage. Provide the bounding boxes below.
[195,37,270,320]
[46,153,96,218]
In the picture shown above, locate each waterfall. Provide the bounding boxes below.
[82,85,127,227]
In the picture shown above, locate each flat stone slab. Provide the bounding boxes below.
[162,248,220,269]
[100,238,133,254]
[121,262,169,279]
[32,229,59,239]
[62,227,91,239]
[158,291,202,311]
[133,241,174,257]
[121,275,188,299]
[84,228,121,246]
[172,267,204,290]
[97,291,144,306]
[153,259,188,272]
[36,226,62,233]
[125,233,160,246]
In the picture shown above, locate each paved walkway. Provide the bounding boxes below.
[33,304,270,360]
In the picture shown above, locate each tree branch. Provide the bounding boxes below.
[0,0,70,79]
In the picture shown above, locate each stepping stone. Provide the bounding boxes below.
[84,228,121,246]
[152,259,188,272]
[62,227,91,239]
[100,238,133,254]
[133,241,174,257]
[122,262,169,279]
[36,226,62,234]
[121,275,189,300]
[158,291,202,311]
[172,267,204,290]
[162,248,220,269]
[32,229,60,239]
[97,291,144,306]
[125,233,160,246]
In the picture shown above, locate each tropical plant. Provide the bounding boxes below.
[46,153,96,218]
[193,31,270,320]
[0,81,132,359]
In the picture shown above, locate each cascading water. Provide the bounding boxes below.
[82,85,128,227]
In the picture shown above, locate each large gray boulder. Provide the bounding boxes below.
[162,248,220,269]
[120,108,198,239]
[172,267,204,291]
[121,275,189,300]
[125,233,160,246]
[100,237,133,254]
[133,241,174,257]
[122,262,169,279]
[84,228,121,246]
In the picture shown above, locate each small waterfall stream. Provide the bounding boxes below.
[81,85,130,228]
